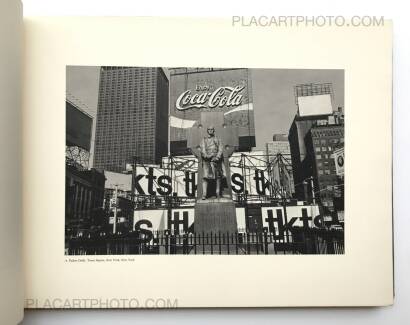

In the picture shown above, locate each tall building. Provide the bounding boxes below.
[94,67,169,172]
[265,133,295,195]
[288,115,330,198]
[288,83,339,199]
[304,124,344,213]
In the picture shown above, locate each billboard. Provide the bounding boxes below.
[297,94,333,117]
[66,100,93,151]
[105,171,132,191]
[133,205,321,240]
[116,151,288,200]
[334,147,344,176]
[169,68,255,155]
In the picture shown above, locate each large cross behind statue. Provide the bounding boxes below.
[187,112,242,234]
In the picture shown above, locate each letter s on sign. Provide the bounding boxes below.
[135,220,153,243]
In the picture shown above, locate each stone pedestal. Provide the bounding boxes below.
[194,198,237,234]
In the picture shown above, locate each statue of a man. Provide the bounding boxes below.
[199,126,226,200]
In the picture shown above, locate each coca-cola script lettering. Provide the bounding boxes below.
[176,86,244,111]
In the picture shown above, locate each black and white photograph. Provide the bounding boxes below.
[1,2,401,322]
[65,67,345,255]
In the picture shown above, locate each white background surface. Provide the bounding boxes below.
[21,0,409,324]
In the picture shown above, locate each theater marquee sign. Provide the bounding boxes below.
[169,68,255,154]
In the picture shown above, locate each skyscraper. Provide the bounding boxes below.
[94,67,169,172]
[288,83,336,199]
[304,124,344,212]
[288,115,329,199]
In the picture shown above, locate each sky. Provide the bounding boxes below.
[66,67,344,152]
[251,69,344,148]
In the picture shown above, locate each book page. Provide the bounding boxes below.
[23,17,392,307]
[0,0,24,323]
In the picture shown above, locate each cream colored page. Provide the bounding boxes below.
[0,0,24,323]
[23,17,392,307]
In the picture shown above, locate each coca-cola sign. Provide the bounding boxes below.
[169,68,255,154]
[176,86,245,111]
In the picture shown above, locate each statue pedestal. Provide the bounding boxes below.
[194,198,237,234]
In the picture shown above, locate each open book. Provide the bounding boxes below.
[1,2,393,323]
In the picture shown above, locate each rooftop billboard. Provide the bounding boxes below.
[66,100,93,151]
[297,94,333,117]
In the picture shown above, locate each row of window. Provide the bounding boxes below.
[99,98,156,102]
[314,138,343,145]
[312,129,344,137]
[318,169,331,176]
[99,88,156,93]
[101,73,156,77]
[315,146,334,153]
[317,161,334,167]
[316,153,334,160]
[100,82,155,87]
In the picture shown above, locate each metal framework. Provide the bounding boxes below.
[131,152,295,210]
[294,83,334,105]
[66,145,90,170]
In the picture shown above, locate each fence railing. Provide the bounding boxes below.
[66,228,344,255]
[133,194,297,209]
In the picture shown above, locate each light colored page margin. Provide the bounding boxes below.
[0,0,24,323]
[23,17,393,307]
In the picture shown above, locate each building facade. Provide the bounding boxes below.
[288,115,330,199]
[93,67,169,172]
[266,134,291,156]
[288,83,344,201]
[265,134,295,196]
[304,124,344,213]
[65,166,106,236]
[104,189,134,233]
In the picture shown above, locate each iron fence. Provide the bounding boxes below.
[66,228,344,255]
